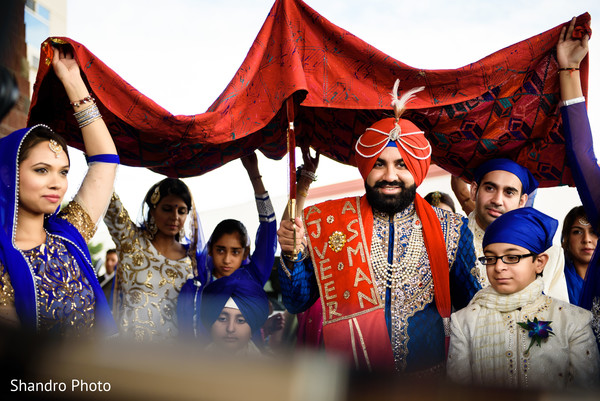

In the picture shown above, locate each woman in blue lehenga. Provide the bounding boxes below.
[558,18,600,343]
[0,45,117,337]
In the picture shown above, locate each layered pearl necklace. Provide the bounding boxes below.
[370,218,424,289]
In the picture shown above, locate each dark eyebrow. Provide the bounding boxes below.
[481,181,519,193]
[215,245,243,250]
[32,162,70,169]
[480,181,498,188]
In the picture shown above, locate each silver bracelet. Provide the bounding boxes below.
[297,166,317,182]
[301,169,317,182]
[74,103,102,128]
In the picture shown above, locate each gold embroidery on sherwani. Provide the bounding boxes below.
[372,206,431,372]
[468,211,489,287]
[371,205,463,372]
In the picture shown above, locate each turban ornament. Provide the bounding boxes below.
[355,80,431,159]
[354,80,432,185]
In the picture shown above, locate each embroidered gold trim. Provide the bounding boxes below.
[59,201,96,242]
[0,262,15,307]
[349,319,360,370]
[306,196,385,326]
[50,38,68,45]
[353,317,372,371]
[372,206,433,372]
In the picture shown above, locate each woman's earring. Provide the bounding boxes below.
[148,215,158,238]
[179,226,186,241]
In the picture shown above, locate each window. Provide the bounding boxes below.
[25,7,50,48]
[36,4,50,20]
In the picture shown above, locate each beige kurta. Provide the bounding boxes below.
[104,193,194,342]
[448,281,599,389]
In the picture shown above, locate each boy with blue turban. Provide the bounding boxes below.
[200,272,269,356]
[466,158,569,302]
[447,208,599,389]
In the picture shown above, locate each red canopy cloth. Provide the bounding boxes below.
[28,0,590,187]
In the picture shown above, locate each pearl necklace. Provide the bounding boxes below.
[371,218,424,289]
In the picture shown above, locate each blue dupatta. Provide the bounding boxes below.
[564,256,584,306]
[0,126,117,334]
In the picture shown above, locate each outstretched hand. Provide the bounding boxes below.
[301,145,320,174]
[557,17,589,69]
[51,45,83,88]
[241,151,266,194]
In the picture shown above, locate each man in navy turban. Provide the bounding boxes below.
[464,158,568,301]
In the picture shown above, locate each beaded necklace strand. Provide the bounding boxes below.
[371,218,424,289]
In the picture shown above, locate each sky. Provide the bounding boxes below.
[60,0,600,253]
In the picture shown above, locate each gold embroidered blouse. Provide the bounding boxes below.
[0,200,97,336]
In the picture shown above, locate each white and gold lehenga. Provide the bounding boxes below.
[104,193,197,342]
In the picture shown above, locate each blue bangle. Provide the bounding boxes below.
[87,154,120,164]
